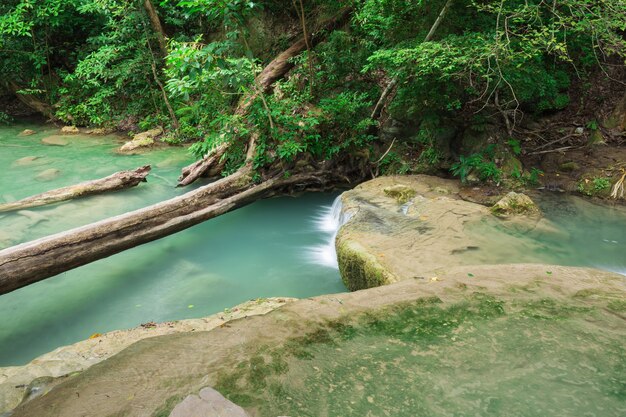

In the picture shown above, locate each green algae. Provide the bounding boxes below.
[152,394,184,417]
[215,295,626,416]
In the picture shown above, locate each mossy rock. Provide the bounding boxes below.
[383,184,416,204]
[336,237,396,291]
[491,192,540,217]
[558,161,580,172]
[587,130,606,146]
[576,175,612,197]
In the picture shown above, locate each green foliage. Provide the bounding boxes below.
[0,111,11,125]
[451,145,502,184]
[578,176,612,196]
[507,139,522,156]
[0,0,624,182]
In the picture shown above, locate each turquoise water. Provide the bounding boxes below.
[0,122,344,365]
[462,194,626,276]
[1,121,624,367]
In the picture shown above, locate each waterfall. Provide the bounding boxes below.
[308,196,350,269]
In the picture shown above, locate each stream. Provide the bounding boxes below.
[0,122,344,365]
[0,122,624,367]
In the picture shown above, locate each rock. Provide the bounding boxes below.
[60,126,79,134]
[118,127,163,152]
[383,184,416,204]
[335,176,553,291]
[13,156,40,166]
[0,298,293,414]
[168,387,250,417]
[16,210,48,226]
[85,127,109,135]
[558,161,580,172]
[18,129,36,136]
[502,156,523,178]
[587,130,606,146]
[35,168,61,181]
[491,192,540,217]
[41,135,68,146]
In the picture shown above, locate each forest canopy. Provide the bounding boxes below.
[1,0,625,182]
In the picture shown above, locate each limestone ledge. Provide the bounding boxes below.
[0,297,295,414]
[336,175,553,291]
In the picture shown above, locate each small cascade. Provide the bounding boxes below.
[308,196,350,269]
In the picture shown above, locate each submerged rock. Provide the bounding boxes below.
[169,387,249,417]
[18,129,36,137]
[41,135,68,146]
[119,127,163,152]
[35,168,60,181]
[491,192,540,217]
[60,126,79,134]
[13,156,41,166]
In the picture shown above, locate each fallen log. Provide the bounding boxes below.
[177,7,353,187]
[0,166,339,295]
[0,166,151,213]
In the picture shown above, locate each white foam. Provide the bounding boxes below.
[307,196,350,269]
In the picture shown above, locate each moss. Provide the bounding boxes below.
[491,192,540,217]
[152,394,184,417]
[606,299,626,312]
[383,184,417,204]
[336,237,395,291]
[515,298,593,320]
[559,161,580,172]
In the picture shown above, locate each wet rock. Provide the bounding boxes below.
[41,136,68,146]
[0,298,293,414]
[168,387,250,417]
[60,126,79,134]
[85,127,109,135]
[587,130,606,145]
[491,192,540,217]
[336,175,484,290]
[13,156,40,166]
[35,168,61,181]
[558,161,580,172]
[383,184,416,204]
[18,129,36,136]
[119,127,163,152]
[16,210,48,226]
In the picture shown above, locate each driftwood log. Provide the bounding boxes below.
[0,166,151,213]
[0,167,339,295]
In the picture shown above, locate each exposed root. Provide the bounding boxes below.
[611,169,625,199]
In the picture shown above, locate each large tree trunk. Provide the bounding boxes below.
[7,82,54,119]
[0,166,339,295]
[370,0,453,120]
[177,7,353,187]
[0,166,151,213]
[143,0,168,57]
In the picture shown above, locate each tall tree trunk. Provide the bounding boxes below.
[143,0,168,57]
[177,7,353,187]
[7,82,54,120]
[370,0,453,120]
